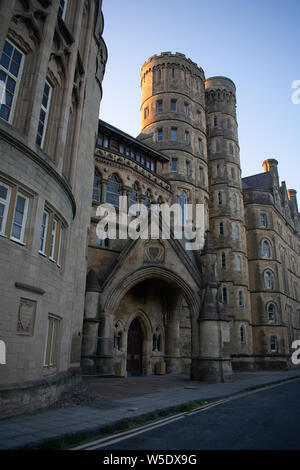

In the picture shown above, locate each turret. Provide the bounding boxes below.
[139,52,210,237]
[205,76,253,370]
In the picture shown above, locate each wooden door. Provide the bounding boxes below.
[127,318,143,376]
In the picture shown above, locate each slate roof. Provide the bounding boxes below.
[242,171,271,190]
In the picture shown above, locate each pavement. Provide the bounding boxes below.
[0,369,300,450]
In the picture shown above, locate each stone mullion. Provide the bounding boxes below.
[5,185,17,238]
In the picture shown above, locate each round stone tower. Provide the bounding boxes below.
[205,77,253,370]
[140,52,209,230]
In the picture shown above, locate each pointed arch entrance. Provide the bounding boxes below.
[127,317,143,376]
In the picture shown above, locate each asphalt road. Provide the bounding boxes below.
[100,379,300,450]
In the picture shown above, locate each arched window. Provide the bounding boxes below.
[219,222,224,236]
[236,256,241,271]
[262,240,271,258]
[157,334,162,352]
[232,194,237,209]
[234,225,239,240]
[240,325,246,343]
[106,175,120,207]
[143,190,151,211]
[264,270,273,289]
[152,335,157,351]
[179,191,187,225]
[129,184,138,207]
[217,165,221,177]
[222,287,228,304]
[218,192,222,205]
[238,291,244,307]
[92,170,101,203]
[268,304,275,321]
[221,252,226,268]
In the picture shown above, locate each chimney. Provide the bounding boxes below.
[262,159,279,187]
[288,189,299,216]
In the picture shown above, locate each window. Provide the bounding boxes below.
[231,168,235,179]
[156,100,163,113]
[260,214,267,227]
[36,81,52,148]
[92,170,101,203]
[199,167,204,184]
[197,111,201,126]
[223,287,228,304]
[234,225,239,240]
[39,210,49,255]
[226,119,231,129]
[103,136,109,148]
[215,140,219,152]
[144,107,149,119]
[262,240,271,258]
[198,138,202,153]
[179,192,187,225]
[97,134,103,146]
[213,116,218,127]
[218,192,222,205]
[106,175,120,208]
[49,219,57,261]
[232,194,237,209]
[184,131,189,144]
[217,165,221,177]
[184,103,188,115]
[228,143,234,155]
[11,193,28,243]
[240,326,246,344]
[143,190,151,211]
[0,39,24,123]
[43,315,60,367]
[171,128,177,141]
[136,152,141,163]
[171,158,177,172]
[129,184,138,207]
[186,161,190,176]
[219,222,224,236]
[236,256,241,271]
[238,291,244,307]
[172,68,175,79]
[270,335,277,352]
[0,183,11,235]
[268,304,275,321]
[114,331,122,350]
[171,99,177,111]
[264,271,273,289]
[58,0,67,20]
[157,128,163,141]
[221,253,226,268]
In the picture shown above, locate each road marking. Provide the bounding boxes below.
[72,376,300,450]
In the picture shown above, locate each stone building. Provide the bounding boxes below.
[83,52,300,381]
[1,14,299,418]
[0,0,107,417]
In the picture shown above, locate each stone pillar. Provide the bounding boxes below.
[165,314,181,373]
[191,231,232,382]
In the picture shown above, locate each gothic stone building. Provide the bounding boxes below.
[83,52,300,381]
[0,0,107,417]
[1,15,300,418]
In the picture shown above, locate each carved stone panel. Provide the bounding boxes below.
[17,298,37,335]
[144,240,165,264]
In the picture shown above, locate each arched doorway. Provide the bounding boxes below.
[127,318,143,376]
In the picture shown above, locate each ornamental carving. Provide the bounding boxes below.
[144,240,165,264]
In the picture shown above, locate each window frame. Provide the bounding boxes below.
[39,210,49,255]
[0,182,11,236]
[10,192,29,244]
[36,80,52,149]
[0,39,25,124]
[58,0,68,20]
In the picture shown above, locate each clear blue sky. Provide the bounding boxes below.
[100,0,300,200]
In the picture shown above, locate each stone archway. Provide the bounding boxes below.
[99,267,201,376]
